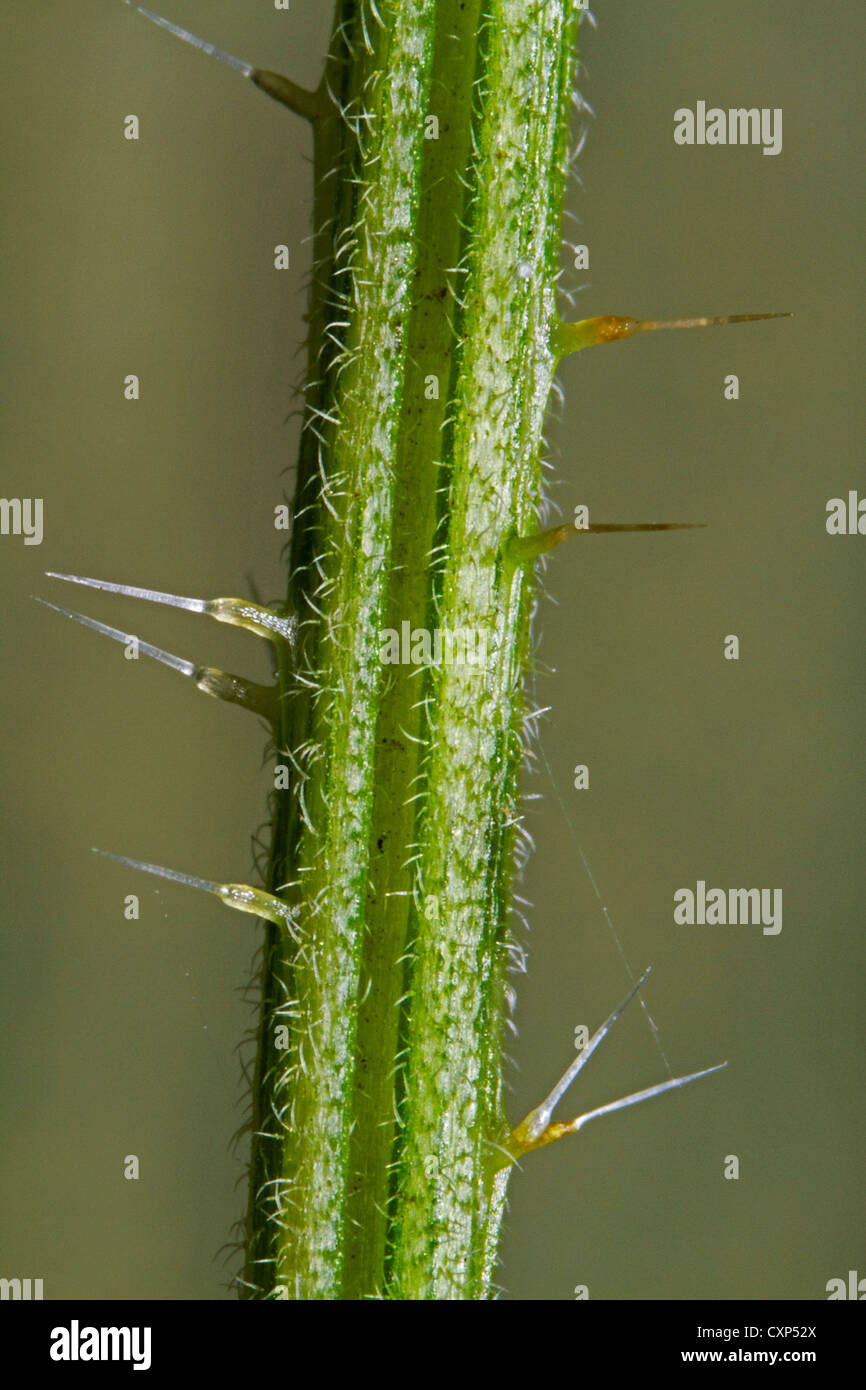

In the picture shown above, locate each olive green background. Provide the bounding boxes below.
[2,1,863,1300]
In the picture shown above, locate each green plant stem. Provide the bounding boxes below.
[242,0,582,1300]
[388,0,581,1300]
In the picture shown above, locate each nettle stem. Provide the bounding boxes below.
[245,0,584,1300]
[101,0,785,1301]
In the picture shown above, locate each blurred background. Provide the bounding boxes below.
[1,1,862,1300]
